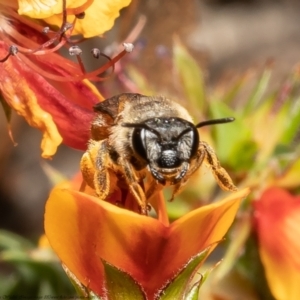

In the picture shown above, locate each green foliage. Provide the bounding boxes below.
[159,246,211,300]
[0,230,74,297]
[102,260,145,300]
[173,37,206,115]
[242,66,272,115]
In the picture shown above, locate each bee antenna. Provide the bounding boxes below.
[195,117,235,128]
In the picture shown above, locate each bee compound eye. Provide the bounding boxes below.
[131,128,148,161]
[190,128,199,158]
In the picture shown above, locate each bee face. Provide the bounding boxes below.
[125,117,199,183]
[81,93,237,214]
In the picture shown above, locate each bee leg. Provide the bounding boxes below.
[148,163,166,185]
[169,182,183,202]
[119,158,148,215]
[145,177,163,201]
[167,162,189,202]
[93,140,111,199]
[169,152,206,202]
[200,141,237,191]
[81,141,98,190]
[172,161,190,184]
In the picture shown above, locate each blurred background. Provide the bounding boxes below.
[1,0,300,241]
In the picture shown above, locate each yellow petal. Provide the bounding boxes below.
[38,234,51,249]
[170,188,251,259]
[18,0,63,18]
[0,73,62,158]
[18,0,132,38]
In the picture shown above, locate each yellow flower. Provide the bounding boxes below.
[18,0,132,37]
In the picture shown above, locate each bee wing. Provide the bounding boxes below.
[93,93,143,119]
[91,93,144,141]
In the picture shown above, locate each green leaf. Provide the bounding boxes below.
[215,71,251,105]
[199,268,261,300]
[246,93,292,161]
[173,37,206,114]
[63,265,101,299]
[102,259,145,300]
[184,280,202,300]
[279,96,300,145]
[158,245,212,300]
[209,101,257,171]
[0,274,19,295]
[1,249,74,293]
[0,231,74,296]
[208,100,239,159]
[0,230,34,251]
[242,66,272,115]
[275,156,300,188]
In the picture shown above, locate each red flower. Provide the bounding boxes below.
[254,187,300,300]
[0,0,131,157]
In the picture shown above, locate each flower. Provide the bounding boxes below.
[253,187,300,300]
[44,186,249,298]
[18,0,132,38]
[0,0,132,158]
[0,43,102,157]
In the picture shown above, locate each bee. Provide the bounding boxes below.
[80,93,237,214]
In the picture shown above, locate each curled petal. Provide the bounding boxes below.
[254,188,300,300]
[0,45,102,157]
[0,51,62,158]
[45,187,249,298]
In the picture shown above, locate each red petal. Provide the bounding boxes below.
[0,43,102,154]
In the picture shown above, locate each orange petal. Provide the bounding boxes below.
[45,187,249,298]
[0,53,62,158]
[254,188,300,300]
